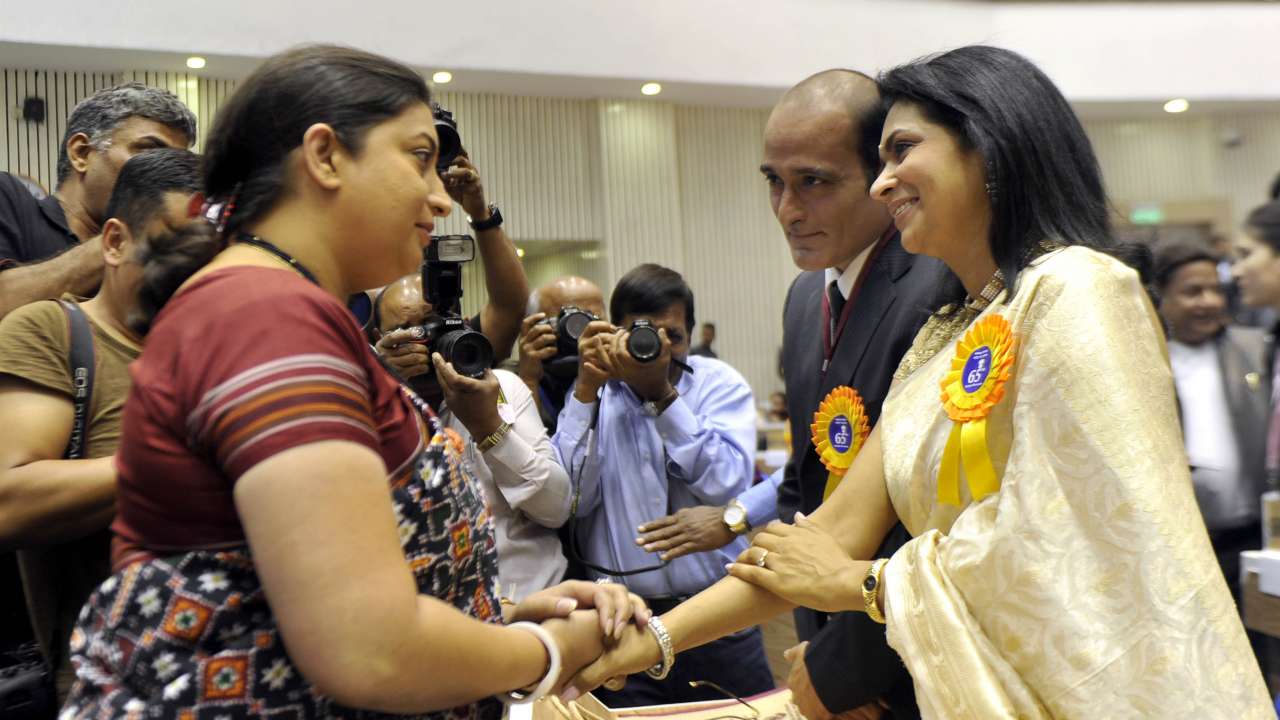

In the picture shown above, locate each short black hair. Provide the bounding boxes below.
[104,148,201,231]
[879,46,1117,308]
[1269,171,1280,201]
[1152,242,1218,294]
[702,322,716,330]
[610,264,695,333]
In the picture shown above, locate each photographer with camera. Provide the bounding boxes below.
[377,104,529,363]
[550,263,773,707]
[517,276,606,433]
[370,237,571,601]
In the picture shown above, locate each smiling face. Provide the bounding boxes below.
[761,103,890,272]
[1158,260,1226,345]
[331,102,453,292]
[870,102,991,265]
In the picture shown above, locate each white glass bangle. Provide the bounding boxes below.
[503,622,562,705]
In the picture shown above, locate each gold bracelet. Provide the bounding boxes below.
[476,421,512,453]
[862,559,889,624]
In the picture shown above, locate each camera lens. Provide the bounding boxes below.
[626,323,662,363]
[561,311,591,341]
[436,328,494,379]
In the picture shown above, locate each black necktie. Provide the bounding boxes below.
[827,280,846,342]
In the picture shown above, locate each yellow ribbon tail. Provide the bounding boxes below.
[960,417,1000,501]
[938,422,963,505]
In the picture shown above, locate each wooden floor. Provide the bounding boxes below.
[760,610,798,687]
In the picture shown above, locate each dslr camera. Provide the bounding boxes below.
[432,101,462,173]
[545,306,599,358]
[625,319,663,363]
[407,235,494,379]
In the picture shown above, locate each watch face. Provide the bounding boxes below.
[724,505,745,525]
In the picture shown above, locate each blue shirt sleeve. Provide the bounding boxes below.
[740,466,783,530]
[653,364,757,506]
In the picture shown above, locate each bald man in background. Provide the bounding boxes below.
[516,276,606,433]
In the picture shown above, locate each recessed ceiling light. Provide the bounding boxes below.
[640,82,662,96]
[1163,98,1189,114]
[516,247,525,258]
[186,56,207,70]
[432,71,453,85]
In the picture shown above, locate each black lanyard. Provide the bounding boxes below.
[236,232,321,286]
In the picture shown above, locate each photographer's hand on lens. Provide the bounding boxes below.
[431,352,503,439]
[507,580,652,642]
[574,321,618,402]
[517,313,559,387]
[637,506,736,561]
[374,328,432,378]
[611,328,674,401]
[441,152,489,219]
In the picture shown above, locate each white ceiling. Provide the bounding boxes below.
[2,1,1278,117]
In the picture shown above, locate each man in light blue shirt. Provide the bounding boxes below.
[552,263,775,707]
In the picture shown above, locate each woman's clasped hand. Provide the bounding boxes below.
[505,580,654,692]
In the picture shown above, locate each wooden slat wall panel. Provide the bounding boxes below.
[597,99,685,282]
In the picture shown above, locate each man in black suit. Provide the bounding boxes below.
[637,71,943,718]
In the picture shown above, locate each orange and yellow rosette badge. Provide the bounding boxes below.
[937,315,1017,506]
[810,386,870,501]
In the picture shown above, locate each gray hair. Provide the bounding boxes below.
[526,288,542,317]
[57,83,198,185]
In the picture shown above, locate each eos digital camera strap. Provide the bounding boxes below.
[59,300,96,460]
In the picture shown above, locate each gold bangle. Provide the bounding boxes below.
[862,558,889,624]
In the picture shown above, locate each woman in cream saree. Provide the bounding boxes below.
[566,45,1272,718]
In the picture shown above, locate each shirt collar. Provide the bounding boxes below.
[823,241,877,300]
[37,193,77,240]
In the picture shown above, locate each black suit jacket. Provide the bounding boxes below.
[778,235,944,717]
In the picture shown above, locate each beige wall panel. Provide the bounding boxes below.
[675,104,791,400]
[597,99,685,282]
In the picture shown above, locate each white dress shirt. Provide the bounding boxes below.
[440,368,571,600]
[823,241,877,301]
[1167,339,1252,530]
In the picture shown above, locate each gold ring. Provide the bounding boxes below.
[756,550,769,568]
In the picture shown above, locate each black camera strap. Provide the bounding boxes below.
[60,301,96,460]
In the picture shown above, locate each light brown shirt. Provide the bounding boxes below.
[0,296,139,696]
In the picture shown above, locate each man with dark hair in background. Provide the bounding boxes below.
[637,70,947,719]
[553,263,774,707]
[516,275,607,433]
[689,322,717,358]
[1154,242,1267,605]
[0,148,201,698]
[0,83,197,318]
